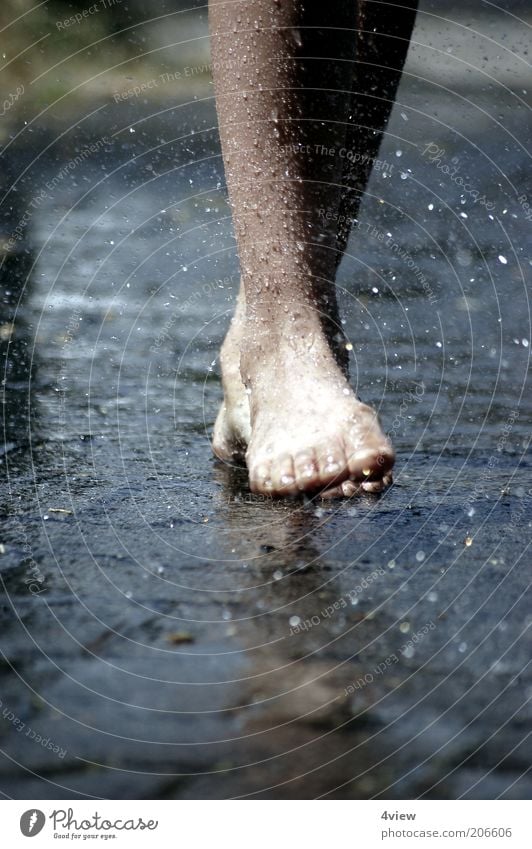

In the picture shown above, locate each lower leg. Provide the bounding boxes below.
[210,0,412,496]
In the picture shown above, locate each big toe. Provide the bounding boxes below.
[347,442,395,481]
[249,461,274,494]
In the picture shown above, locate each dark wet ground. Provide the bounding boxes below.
[1,1,531,798]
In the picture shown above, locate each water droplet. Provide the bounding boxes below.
[498,254,508,264]
[416,550,425,562]
[291,28,303,48]
[289,615,300,627]
[399,621,410,633]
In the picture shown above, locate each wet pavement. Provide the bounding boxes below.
[0,1,531,798]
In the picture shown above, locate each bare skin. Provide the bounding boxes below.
[209,0,417,496]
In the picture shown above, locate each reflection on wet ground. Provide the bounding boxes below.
[0,1,531,798]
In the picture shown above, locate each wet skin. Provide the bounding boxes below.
[208,0,417,497]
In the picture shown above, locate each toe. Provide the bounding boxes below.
[212,407,246,463]
[321,479,362,499]
[316,446,349,488]
[347,444,395,481]
[272,454,298,494]
[293,451,320,491]
[361,472,393,493]
[249,461,274,495]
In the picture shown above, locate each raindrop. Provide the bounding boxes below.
[291,29,303,48]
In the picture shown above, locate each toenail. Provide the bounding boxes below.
[325,461,340,474]
[302,465,314,478]
[280,474,295,486]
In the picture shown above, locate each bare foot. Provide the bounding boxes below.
[212,291,251,462]
[213,308,394,498]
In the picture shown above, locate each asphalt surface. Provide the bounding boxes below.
[0,1,531,798]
